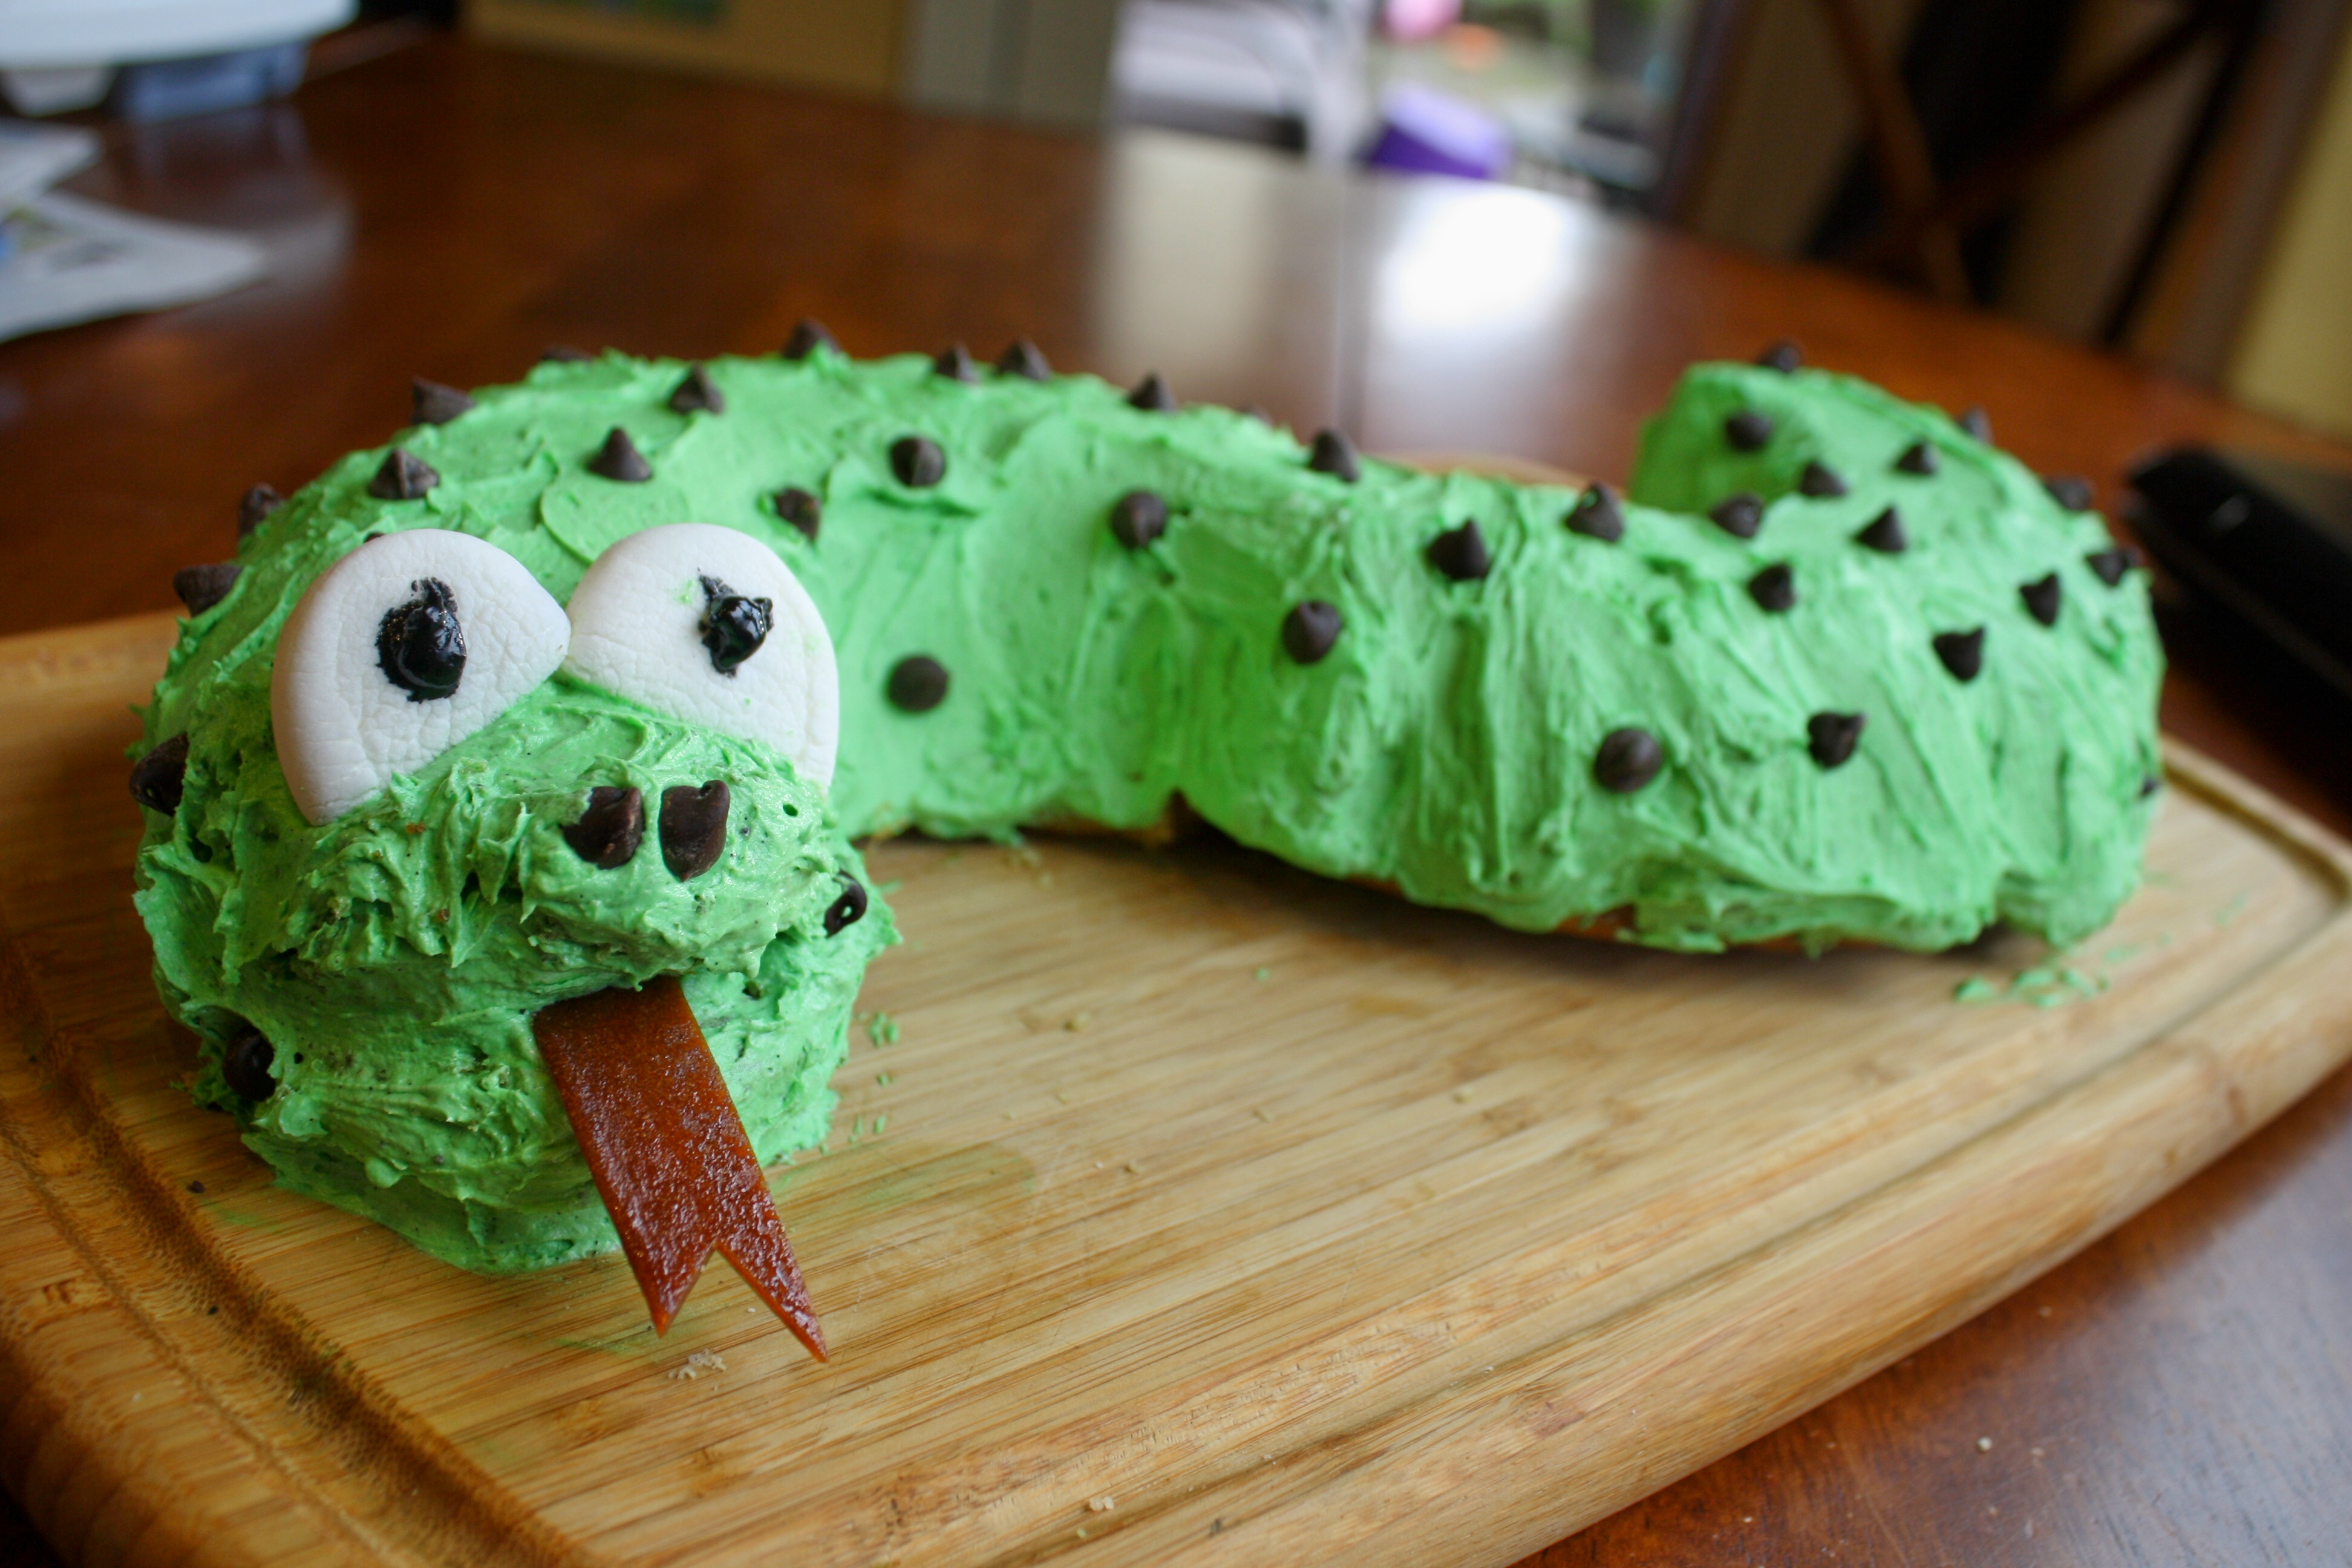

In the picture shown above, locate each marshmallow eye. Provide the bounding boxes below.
[271,530,572,824]
[561,523,839,790]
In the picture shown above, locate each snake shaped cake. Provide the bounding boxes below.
[129,331,2162,1344]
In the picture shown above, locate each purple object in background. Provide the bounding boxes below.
[1363,80,1511,180]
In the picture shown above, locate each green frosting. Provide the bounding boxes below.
[134,346,2160,1273]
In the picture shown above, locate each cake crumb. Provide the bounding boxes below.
[1124,1160,1143,1174]
[1087,1495,1116,1513]
[1253,967,1270,981]
[1976,1436,1993,1452]
[872,1114,889,1134]
[668,1351,727,1382]
[862,1012,901,1047]
[1253,1106,1273,1121]
[1452,1087,1472,1102]
[1063,1011,1092,1032]
[875,1070,893,1086]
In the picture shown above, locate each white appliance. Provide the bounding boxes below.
[0,0,355,114]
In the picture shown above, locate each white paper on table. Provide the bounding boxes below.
[0,119,99,211]
[0,189,267,341]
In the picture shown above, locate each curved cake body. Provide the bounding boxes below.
[132,345,2161,1273]
[391,347,2156,950]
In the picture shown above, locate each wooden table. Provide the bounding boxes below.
[2,30,2347,1566]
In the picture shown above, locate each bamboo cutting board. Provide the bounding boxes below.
[5,611,2352,1568]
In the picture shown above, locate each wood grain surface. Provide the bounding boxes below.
[2,28,2350,1564]
[2,610,2350,1567]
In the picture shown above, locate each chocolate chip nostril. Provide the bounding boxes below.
[564,785,645,869]
[222,1025,277,1102]
[824,874,868,935]
[660,781,731,880]
[129,733,191,814]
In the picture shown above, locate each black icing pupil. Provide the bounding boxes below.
[699,576,773,675]
[376,577,465,702]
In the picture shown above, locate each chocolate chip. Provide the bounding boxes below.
[932,344,978,383]
[1307,428,1359,483]
[1282,601,1342,664]
[1710,493,1764,538]
[411,377,475,426]
[1959,406,1992,441]
[541,344,591,364]
[699,575,772,675]
[377,577,466,702]
[2086,546,2137,586]
[823,873,868,935]
[887,655,949,711]
[890,434,946,488]
[173,563,241,616]
[1593,728,1663,792]
[1797,460,1847,498]
[563,785,644,869]
[1725,410,1774,452]
[776,486,822,541]
[129,733,189,814]
[1808,711,1866,768]
[221,1027,276,1102]
[1568,482,1624,541]
[1427,519,1491,581]
[1855,506,1908,553]
[187,1180,204,1194]
[2045,475,2094,511]
[659,780,730,881]
[237,483,283,536]
[1129,371,1176,411]
[1895,440,1939,476]
[368,449,439,500]
[783,319,838,359]
[1933,627,1985,682]
[996,339,1051,381]
[589,427,652,483]
[668,364,725,414]
[2021,573,2063,626]
[2140,774,2161,797]
[1109,489,1168,549]
[1758,339,1804,373]
[1748,563,1797,612]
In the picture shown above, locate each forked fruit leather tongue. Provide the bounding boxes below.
[533,976,827,1358]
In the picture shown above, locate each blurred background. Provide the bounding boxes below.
[3,0,2349,437]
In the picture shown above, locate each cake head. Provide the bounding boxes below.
[134,508,889,1299]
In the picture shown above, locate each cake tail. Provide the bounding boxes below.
[534,976,827,1356]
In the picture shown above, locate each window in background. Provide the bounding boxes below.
[1109,0,1701,204]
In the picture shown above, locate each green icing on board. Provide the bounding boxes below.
[133,345,2161,1275]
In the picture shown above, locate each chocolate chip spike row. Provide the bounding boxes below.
[128,339,2161,1331]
